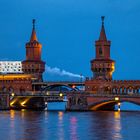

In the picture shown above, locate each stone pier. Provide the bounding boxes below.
[0,94,10,110]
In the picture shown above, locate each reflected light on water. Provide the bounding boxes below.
[58,111,64,121]
[58,111,64,140]
[114,111,120,119]
[21,109,26,119]
[113,112,122,140]
[10,110,16,140]
[70,116,78,140]
[10,110,15,120]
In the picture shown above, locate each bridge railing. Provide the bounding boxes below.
[10,90,140,97]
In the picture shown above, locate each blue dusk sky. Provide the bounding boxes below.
[0,0,140,81]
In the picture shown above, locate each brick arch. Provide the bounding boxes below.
[104,86,111,93]
[119,86,126,93]
[43,84,78,91]
[112,86,119,94]
[89,100,115,110]
[88,98,140,111]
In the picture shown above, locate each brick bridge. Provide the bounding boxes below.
[8,91,140,111]
[66,92,140,110]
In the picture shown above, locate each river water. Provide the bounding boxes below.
[0,110,140,140]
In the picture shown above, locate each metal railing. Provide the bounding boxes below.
[7,90,140,98]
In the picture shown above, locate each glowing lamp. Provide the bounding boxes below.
[59,93,63,97]
[118,102,121,106]
[72,85,76,88]
[11,93,15,97]
[46,92,49,95]
[115,97,119,101]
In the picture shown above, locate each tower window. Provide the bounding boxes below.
[99,47,103,56]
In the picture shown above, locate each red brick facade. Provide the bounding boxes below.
[22,19,45,81]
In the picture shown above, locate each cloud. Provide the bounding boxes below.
[46,65,84,79]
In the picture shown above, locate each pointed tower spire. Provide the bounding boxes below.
[99,16,107,41]
[30,19,38,42]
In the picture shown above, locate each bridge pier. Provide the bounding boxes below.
[67,94,88,111]
[0,94,10,110]
[10,97,45,110]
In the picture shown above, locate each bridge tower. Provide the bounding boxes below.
[91,16,115,80]
[22,19,45,81]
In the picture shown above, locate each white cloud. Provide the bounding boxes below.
[46,65,84,79]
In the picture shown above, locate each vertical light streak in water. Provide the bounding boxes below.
[113,112,122,140]
[70,116,78,140]
[57,111,64,140]
[10,110,16,140]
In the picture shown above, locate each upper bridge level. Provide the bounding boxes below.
[33,81,84,86]
[32,81,85,91]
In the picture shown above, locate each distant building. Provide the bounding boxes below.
[0,61,22,74]
[0,20,45,93]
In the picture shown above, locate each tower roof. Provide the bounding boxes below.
[30,19,38,42]
[99,16,107,41]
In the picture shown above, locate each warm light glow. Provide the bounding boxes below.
[59,93,63,97]
[21,101,26,107]
[112,65,115,72]
[72,85,76,88]
[0,74,33,80]
[46,92,49,95]
[11,93,15,97]
[10,110,15,119]
[58,111,64,121]
[115,97,119,101]
[118,108,120,111]
[20,98,30,107]
[10,98,18,106]
[118,102,121,106]
[114,111,120,119]
[90,101,115,110]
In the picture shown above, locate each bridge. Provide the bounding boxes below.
[7,91,140,111]
[32,81,85,91]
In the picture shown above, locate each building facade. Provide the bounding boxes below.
[0,61,22,73]
[85,17,140,94]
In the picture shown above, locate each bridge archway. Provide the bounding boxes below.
[42,84,78,92]
[89,99,140,111]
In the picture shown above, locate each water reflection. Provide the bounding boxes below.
[57,111,64,140]
[10,110,15,120]
[21,111,44,140]
[10,110,45,140]
[10,110,16,140]
[70,116,78,140]
[89,111,122,140]
[0,111,140,140]
[113,112,122,140]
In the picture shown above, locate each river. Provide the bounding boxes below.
[0,110,140,140]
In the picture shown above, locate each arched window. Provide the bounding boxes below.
[99,47,103,56]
